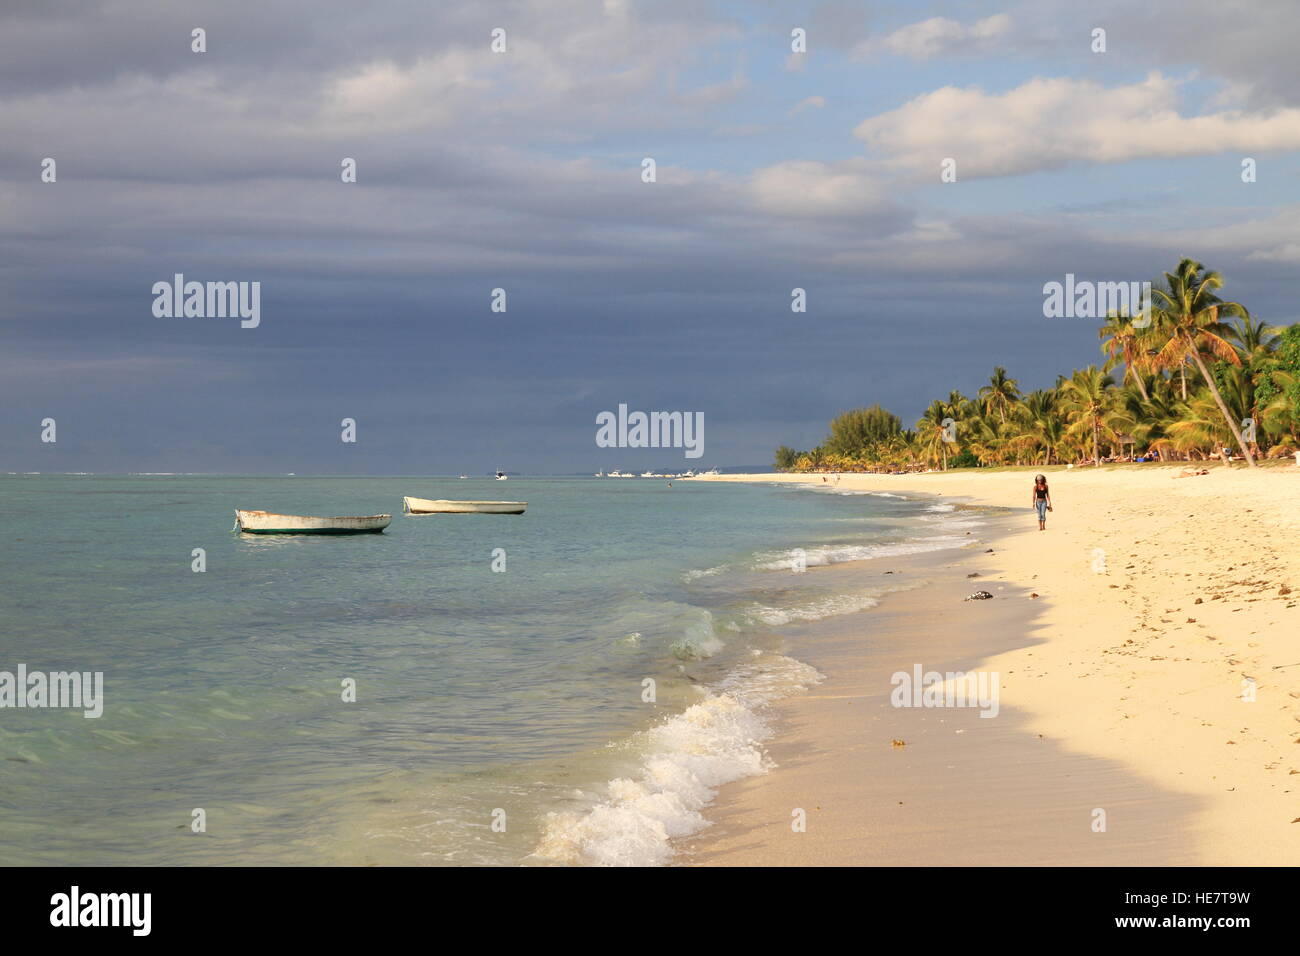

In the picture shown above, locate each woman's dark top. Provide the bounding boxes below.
[1034,485,1049,500]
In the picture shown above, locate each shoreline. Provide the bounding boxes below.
[680,468,1300,866]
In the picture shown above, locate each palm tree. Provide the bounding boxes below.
[1099,312,1151,401]
[1018,389,1063,464]
[978,367,1021,424]
[1149,259,1257,467]
[1059,366,1115,466]
[1258,369,1299,448]
[774,262,1298,474]
[1167,391,1232,459]
[917,399,954,470]
[1227,317,1278,364]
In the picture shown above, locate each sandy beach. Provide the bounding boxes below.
[683,465,1300,866]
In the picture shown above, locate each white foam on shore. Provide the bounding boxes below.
[742,589,883,626]
[803,487,908,498]
[753,530,974,571]
[683,492,981,583]
[800,488,909,498]
[532,654,822,867]
[682,565,726,581]
[753,543,879,568]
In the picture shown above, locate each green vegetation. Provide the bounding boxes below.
[775,259,1300,473]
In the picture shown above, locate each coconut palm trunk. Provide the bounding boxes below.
[1129,364,1149,402]
[1184,337,1256,467]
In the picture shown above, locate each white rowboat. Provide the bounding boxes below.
[235,509,391,534]
[403,497,527,515]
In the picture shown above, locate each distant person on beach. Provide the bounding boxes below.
[1031,474,1052,530]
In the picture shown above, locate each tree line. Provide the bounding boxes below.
[775,259,1300,472]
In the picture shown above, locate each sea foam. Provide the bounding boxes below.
[752,533,972,572]
[742,589,883,626]
[532,654,822,866]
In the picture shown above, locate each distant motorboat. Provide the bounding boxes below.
[495,469,508,480]
[404,497,526,515]
[234,510,391,534]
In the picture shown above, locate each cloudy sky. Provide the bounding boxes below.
[4,0,1300,474]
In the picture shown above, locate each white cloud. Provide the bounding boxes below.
[326,52,486,131]
[854,72,1300,178]
[748,159,893,218]
[789,95,826,116]
[1248,244,1300,263]
[862,14,1012,60]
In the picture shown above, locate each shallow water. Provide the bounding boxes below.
[0,475,982,865]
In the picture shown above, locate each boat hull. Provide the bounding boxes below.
[403,497,527,515]
[235,510,391,534]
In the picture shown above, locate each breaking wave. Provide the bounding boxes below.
[532,654,822,866]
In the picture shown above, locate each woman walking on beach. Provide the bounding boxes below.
[1031,474,1052,530]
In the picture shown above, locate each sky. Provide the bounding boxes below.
[4,0,1300,474]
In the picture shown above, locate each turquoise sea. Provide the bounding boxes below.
[0,475,982,866]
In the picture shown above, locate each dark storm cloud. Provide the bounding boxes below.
[3,0,1300,473]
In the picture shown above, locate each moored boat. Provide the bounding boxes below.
[234,510,391,534]
[403,497,526,515]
